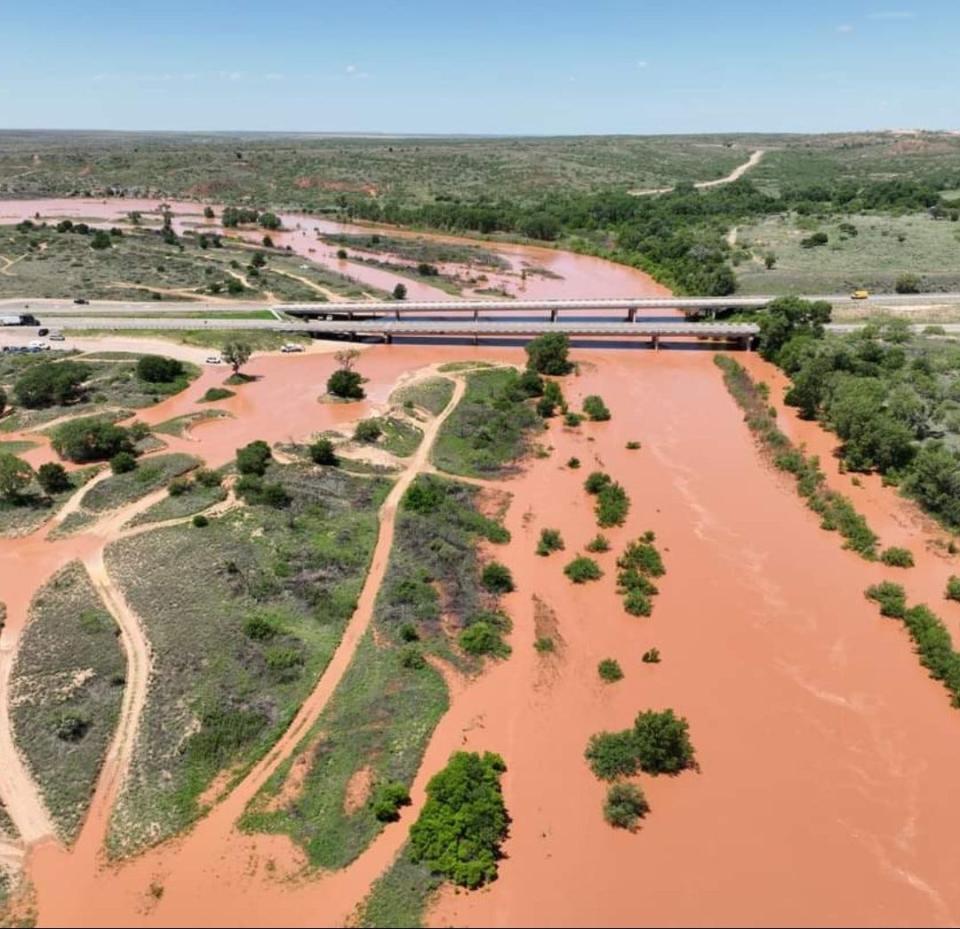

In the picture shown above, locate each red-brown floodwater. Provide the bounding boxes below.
[3,200,960,926]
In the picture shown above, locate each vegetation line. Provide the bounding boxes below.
[714,354,879,559]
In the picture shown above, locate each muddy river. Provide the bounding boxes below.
[1,199,960,927]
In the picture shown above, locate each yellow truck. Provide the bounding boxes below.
[851,289,870,300]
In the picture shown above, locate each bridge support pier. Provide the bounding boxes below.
[550,308,558,322]
[652,334,660,352]
[395,307,401,321]
[473,332,479,346]
[473,307,479,321]
[384,333,393,344]
[626,307,637,322]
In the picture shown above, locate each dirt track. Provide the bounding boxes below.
[630,148,765,195]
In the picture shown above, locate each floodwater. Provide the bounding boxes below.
[2,199,960,926]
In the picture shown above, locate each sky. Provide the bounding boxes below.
[2,0,957,134]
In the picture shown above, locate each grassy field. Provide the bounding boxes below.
[390,377,455,417]
[77,453,199,513]
[240,474,511,869]
[10,561,124,842]
[736,212,960,295]
[322,234,509,270]
[104,462,390,856]
[432,367,541,477]
[0,222,384,303]
[0,465,100,538]
[125,478,227,527]
[151,409,230,436]
[358,846,441,928]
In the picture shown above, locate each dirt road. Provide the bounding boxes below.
[630,148,765,196]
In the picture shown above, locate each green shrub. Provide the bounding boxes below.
[193,468,222,488]
[880,546,914,568]
[583,395,611,421]
[370,781,411,822]
[534,636,555,653]
[536,528,564,556]
[481,562,515,593]
[236,439,272,476]
[632,709,696,774]
[585,534,611,553]
[399,622,420,642]
[136,355,183,384]
[623,589,653,617]
[566,457,581,469]
[865,581,907,618]
[564,556,603,584]
[199,387,235,403]
[14,360,91,409]
[946,576,960,602]
[603,783,649,830]
[584,471,611,494]
[596,482,630,527]
[192,514,209,528]
[309,437,338,465]
[598,659,624,683]
[409,751,508,889]
[167,478,191,497]
[460,620,510,658]
[354,419,383,443]
[564,411,583,427]
[642,648,661,664]
[585,730,641,780]
[110,451,137,475]
[626,441,641,450]
[399,645,426,670]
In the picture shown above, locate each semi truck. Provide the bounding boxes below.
[0,314,40,326]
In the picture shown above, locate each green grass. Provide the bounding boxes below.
[0,440,38,454]
[104,463,390,857]
[389,377,455,416]
[432,367,541,477]
[240,474,510,868]
[151,409,230,436]
[77,453,199,513]
[376,417,424,457]
[736,212,960,296]
[64,328,311,352]
[356,846,441,929]
[125,480,227,527]
[10,561,124,842]
[198,387,235,403]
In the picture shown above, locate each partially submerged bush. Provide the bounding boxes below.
[865,581,907,618]
[327,367,365,400]
[481,561,515,594]
[52,417,134,463]
[584,471,612,494]
[586,709,695,780]
[946,575,960,602]
[536,528,565,556]
[585,534,611,553]
[880,546,914,568]
[596,482,630,528]
[583,395,611,422]
[525,332,573,376]
[236,439,272,476]
[603,783,649,830]
[354,418,382,443]
[598,658,624,683]
[409,751,508,888]
[564,556,603,584]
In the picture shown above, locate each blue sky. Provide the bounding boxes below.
[2,1,956,134]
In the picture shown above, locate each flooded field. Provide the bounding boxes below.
[2,200,960,927]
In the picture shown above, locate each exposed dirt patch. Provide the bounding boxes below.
[342,766,374,817]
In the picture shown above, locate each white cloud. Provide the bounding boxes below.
[836,23,855,33]
[636,60,648,69]
[264,72,285,81]
[346,64,357,73]
[868,10,915,20]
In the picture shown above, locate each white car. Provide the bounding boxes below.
[281,343,305,353]
[205,355,223,365]
[48,332,65,341]
[28,340,50,351]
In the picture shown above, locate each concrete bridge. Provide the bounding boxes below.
[37,316,760,349]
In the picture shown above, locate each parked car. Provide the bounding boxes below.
[37,327,49,336]
[28,340,50,351]
[280,343,305,353]
[205,355,223,365]
[49,331,65,341]
[73,297,89,305]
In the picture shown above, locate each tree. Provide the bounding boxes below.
[604,783,649,830]
[90,229,112,250]
[14,361,91,409]
[334,348,360,371]
[327,359,365,399]
[258,211,281,230]
[764,252,777,270]
[0,453,33,501]
[36,462,71,495]
[261,235,274,248]
[136,354,183,384]
[409,751,508,888]
[525,332,573,375]
[481,561,515,593]
[222,341,252,377]
[392,283,407,300]
[0,386,6,417]
[309,438,338,466]
[203,206,215,219]
[757,296,832,362]
[583,395,611,421]
[353,419,382,443]
[51,418,133,463]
